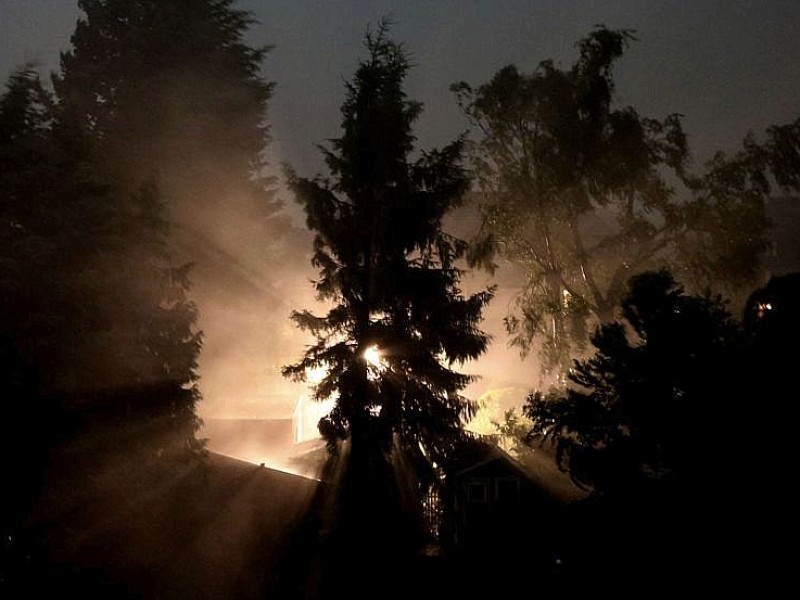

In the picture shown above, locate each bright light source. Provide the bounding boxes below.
[756,302,774,318]
[363,345,383,368]
[305,364,327,384]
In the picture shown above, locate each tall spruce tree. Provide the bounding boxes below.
[0,68,63,575]
[54,0,274,202]
[0,2,274,592]
[0,63,204,461]
[0,64,203,593]
[53,0,295,416]
[282,23,492,578]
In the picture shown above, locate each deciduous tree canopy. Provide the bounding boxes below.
[454,26,799,375]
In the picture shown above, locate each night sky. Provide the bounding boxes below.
[3,0,800,176]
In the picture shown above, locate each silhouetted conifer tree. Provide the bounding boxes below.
[282,21,492,591]
[523,269,748,590]
[41,0,285,458]
[525,269,741,498]
[55,0,275,209]
[53,1,297,425]
[0,60,204,502]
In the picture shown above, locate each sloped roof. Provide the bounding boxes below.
[444,436,586,504]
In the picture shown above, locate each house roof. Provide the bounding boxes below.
[444,437,586,504]
[454,445,532,480]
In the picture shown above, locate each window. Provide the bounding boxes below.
[466,479,488,503]
[495,477,520,505]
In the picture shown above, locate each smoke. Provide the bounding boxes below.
[107,65,322,422]
[115,70,543,441]
[180,184,541,429]
[169,178,319,421]
[175,175,541,429]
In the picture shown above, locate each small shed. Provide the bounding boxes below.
[438,439,575,556]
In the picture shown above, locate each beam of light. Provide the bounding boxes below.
[294,395,335,444]
[294,360,336,443]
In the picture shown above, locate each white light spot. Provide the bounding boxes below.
[363,345,383,367]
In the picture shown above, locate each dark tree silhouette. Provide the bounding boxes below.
[282,21,492,592]
[53,1,299,424]
[1,6,284,592]
[453,26,797,376]
[40,0,286,455]
[1,3,280,590]
[521,269,753,590]
[55,0,275,209]
[739,272,800,589]
[0,58,201,600]
[0,69,64,581]
[524,269,741,499]
[0,62,204,465]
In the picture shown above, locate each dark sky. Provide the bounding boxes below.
[3,0,800,177]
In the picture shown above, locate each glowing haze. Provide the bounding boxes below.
[3,0,799,433]
[188,187,537,424]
